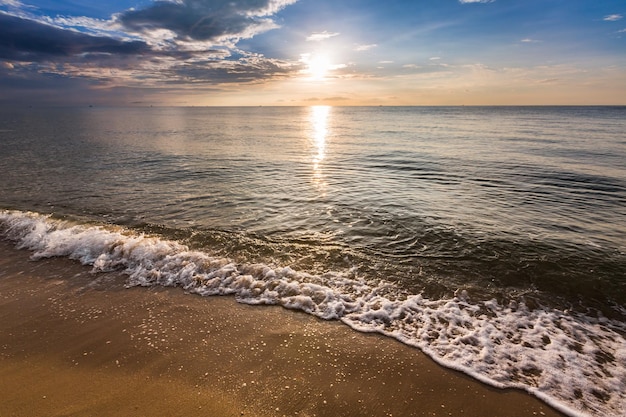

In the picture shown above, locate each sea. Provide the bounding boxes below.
[0,105,624,416]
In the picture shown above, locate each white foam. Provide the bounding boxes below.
[1,209,625,417]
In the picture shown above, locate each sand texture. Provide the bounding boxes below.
[0,242,564,417]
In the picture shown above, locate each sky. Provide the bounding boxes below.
[1,0,625,106]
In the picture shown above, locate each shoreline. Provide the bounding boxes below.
[0,241,566,417]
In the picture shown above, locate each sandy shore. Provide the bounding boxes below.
[0,241,565,417]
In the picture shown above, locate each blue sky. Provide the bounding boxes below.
[1,0,624,105]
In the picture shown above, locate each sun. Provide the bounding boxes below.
[302,53,331,80]
[308,54,330,79]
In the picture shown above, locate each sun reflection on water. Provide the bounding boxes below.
[309,106,330,194]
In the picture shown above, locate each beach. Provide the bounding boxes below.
[0,241,564,417]
[2,105,625,416]
[1,0,626,412]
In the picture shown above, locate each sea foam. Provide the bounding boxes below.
[1,210,625,417]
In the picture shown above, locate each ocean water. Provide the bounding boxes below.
[0,105,625,416]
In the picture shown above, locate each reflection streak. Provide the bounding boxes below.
[309,106,330,193]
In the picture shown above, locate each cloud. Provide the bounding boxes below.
[0,0,26,7]
[42,15,120,38]
[458,0,494,3]
[429,56,441,60]
[0,14,150,62]
[521,38,541,43]
[0,0,303,93]
[306,31,340,41]
[604,14,623,21]
[355,43,377,51]
[304,96,349,102]
[163,53,300,84]
[118,0,297,44]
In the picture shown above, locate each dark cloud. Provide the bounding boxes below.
[0,63,107,106]
[0,11,294,85]
[118,0,294,42]
[0,14,149,62]
[165,56,299,84]
[0,0,300,104]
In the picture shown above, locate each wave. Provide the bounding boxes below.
[1,209,625,417]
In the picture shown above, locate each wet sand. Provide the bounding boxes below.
[0,241,565,417]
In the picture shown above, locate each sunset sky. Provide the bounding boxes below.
[1,0,625,106]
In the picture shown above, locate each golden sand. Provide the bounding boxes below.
[0,242,564,417]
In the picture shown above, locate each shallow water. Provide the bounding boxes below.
[1,106,625,416]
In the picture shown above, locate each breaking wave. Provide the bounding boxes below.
[1,209,625,417]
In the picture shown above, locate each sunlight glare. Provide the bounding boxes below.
[303,53,331,80]
[309,105,331,193]
[311,105,329,161]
